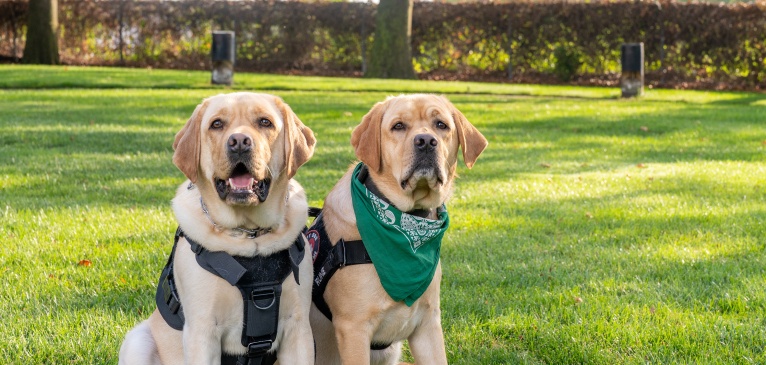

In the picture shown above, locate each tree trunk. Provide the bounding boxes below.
[22,0,60,65]
[366,0,415,79]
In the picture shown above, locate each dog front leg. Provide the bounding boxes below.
[276,319,314,363]
[407,308,447,365]
[183,323,221,365]
[334,319,373,365]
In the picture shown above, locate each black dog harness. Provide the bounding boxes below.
[156,228,305,365]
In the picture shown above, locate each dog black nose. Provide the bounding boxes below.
[228,133,252,154]
[414,134,437,151]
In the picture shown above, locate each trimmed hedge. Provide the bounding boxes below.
[2,0,766,89]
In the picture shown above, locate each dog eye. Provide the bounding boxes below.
[210,119,224,129]
[392,122,405,130]
[435,120,448,130]
[258,118,272,127]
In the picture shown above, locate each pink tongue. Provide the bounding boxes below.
[229,174,254,189]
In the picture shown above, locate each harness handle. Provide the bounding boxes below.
[308,207,322,219]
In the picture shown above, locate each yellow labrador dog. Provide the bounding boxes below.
[308,94,487,365]
[119,92,316,365]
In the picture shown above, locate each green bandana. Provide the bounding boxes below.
[350,163,449,306]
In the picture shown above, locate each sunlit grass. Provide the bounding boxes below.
[1,65,765,364]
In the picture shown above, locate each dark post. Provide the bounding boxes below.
[621,43,644,97]
[211,31,235,85]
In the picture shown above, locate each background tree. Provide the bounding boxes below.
[23,0,59,65]
[366,0,415,79]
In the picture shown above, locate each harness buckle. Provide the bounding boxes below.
[190,242,204,255]
[251,287,276,310]
[162,274,181,314]
[338,239,347,267]
[246,339,272,358]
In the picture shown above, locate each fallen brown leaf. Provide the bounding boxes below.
[78,259,92,267]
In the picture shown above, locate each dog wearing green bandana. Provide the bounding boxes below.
[309,94,487,365]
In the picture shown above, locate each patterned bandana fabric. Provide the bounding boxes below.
[350,163,449,306]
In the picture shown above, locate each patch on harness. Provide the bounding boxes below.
[307,229,321,263]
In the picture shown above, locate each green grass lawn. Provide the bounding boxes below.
[1,65,765,364]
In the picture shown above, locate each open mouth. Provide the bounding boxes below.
[214,163,271,203]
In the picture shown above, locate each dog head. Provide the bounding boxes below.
[173,92,315,207]
[351,94,487,211]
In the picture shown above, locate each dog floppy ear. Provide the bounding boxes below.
[278,98,316,180]
[351,100,388,173]
[173,100,208,183]
[445,98,488,169]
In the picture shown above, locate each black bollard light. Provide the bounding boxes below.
[620,43,644,97]
[211,31,235,85]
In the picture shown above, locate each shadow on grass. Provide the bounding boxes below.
[442,178,766,308]
[462,100,765,184]
[706,93,766,106]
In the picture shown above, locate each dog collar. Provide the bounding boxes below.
[199,198,272,239]
[355,165,432,219]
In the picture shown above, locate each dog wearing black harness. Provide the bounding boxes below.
[119,93,316,365]
[307,95,487,365]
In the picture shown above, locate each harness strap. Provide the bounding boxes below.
[288,236,305,285]
[186,233,304,287]
[221,352,277,365]
[312,238,371,321]
[309,212,372,321]
[237,280,281,364]
[156,228,186,330]
[188,240,247,285]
